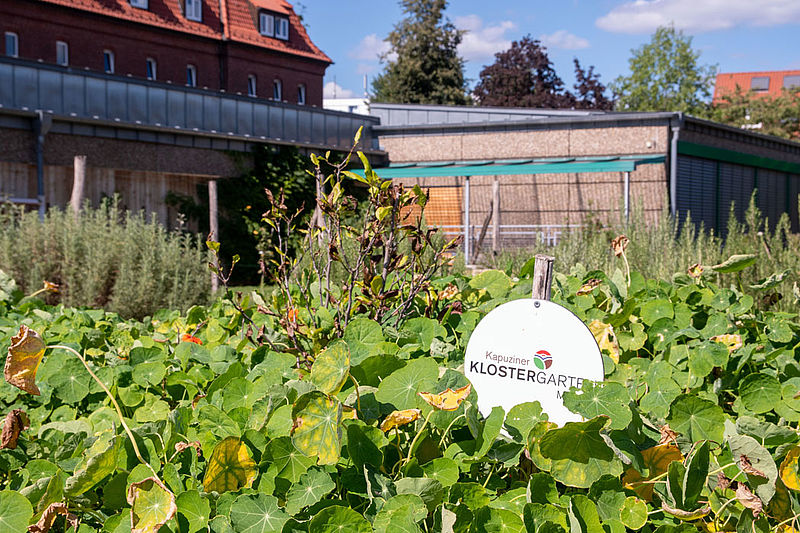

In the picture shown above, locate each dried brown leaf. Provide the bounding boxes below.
[175,441,202,458]
[611,235,629,257]
[577,278,602,295]
[687,263,704,279]
[736,482,763,517]
[658,424,679,445]
[716,473,732,491]
[739,455,767,478]
[27,502,79,533]
[5,325,46,395]
[1,409,29,449]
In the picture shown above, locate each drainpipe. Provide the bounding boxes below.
[34,111,52,221]
[669,113,683,219]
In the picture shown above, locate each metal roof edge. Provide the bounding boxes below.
[683,115,800,153]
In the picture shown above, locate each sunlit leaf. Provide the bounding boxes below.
[202,437,257,493]
[291,391,342,465]
[588,320,619,363]
[711,254,757,273]
[230,494,288,533]
[418,384,471,411]
[0,409,28,450]
[65,431,121,496]
[310,341,350,395]
[0,490,33,533]
[4,325,46,395]
[127,477,177,533]
[622,444,683,501]
[780,447,800,491]
[380,408,421,432]
[711,333,743,354]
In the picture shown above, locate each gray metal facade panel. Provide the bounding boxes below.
[14,65,38,109]
[676,155,717,229]
[127,83,148,124]
[107,80,128,121]
[756,169,785,229]
[718,162,755,229]
[220,98,237,133]
[148,87,167,125]
[85,77,106,117]
[186,93,204,130]
[0,63,13,105]
[39,70,63,113]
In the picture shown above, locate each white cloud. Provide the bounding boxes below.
[539,30,590,50]
[349,33,393,62]
[323,81,355,99]
[597,0,800,34]
[454,15,516,62]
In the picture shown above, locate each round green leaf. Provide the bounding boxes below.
[422,458,460,488]
[505,401,546,442]
[375,357,438,410]
[468,270,512,299]
[639,377,681,419]
[132,361,166,388]
[230,494,288,533]
[739,373,781,414]
[373,494,426,533]
[177,490,211,533]
[711,254,757,273]
[285,467,335,515]
[0,490,33,533]
[292,391,343,465]
[64,431,121,496]
[562,382,631,430]
[619,497,647,530]
[666,394,725,443]
[309,506,371,533]
[639,299,674,326]
[48,358,91,404]
[311,341,351,395]
[127,477,177,533]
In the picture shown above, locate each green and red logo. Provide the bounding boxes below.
[533,349,552,370]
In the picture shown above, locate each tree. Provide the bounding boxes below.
[711,87,800,140]
[610,25,716,116]
[371,0,468,105]
[473,36,574,108]
[572,59,614,110]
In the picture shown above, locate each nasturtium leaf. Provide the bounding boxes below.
[639,299,674,326]
[400,317,447,352]
[177,490,211,533]
[780,447,800,491]
[65,431,121,496]
[539,417,612,463]
[587,320,620,363]
[711,254,757,273]
[640,377,681,419]
[292,391,342,465]
[230,494,288,533]
[523,503,568,532]
[766,317,794,344]
[567,494,602,533]
[310,341,350,395]
[309,506,371,533]
[395,477,444,512]
[373,494,426,533]
[528,473,559,505]
[285,467,335,515]
[132,362,166,388]
[505,401,545,442]
[264,437,315,483]
[622,443,683,501]
[728,434,777,504]
[346,423,384,469]
[739,373,782,414]
[619,497,648,530]
[562,381,631,430]
[376,357,438,410]
[449,482,491,510]
[344,318,385,365]
[133,396,170,423]
[221,377,255,412]
[473,506,525,533]
[49,358,92,405]
[0,490,33,533]
[418,384,471,411]
[667,395,725,444]
[127,477,177,533]
[423,457,459,487]
[469,270,512,299]
[202,437,257,493]
[4,325,45,395]
[473,406,505,460]
[380,409,421,432]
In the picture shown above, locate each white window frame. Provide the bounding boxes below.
[146,57,157,80]
[259,12,275,37]
[103,50,114,73]
[297,83,306,105]
[272,79,282,101]
[275,17,289,40]
[129,0,148,9]
[5,32,18,58]
[247,75,257,97]
[56,41,68,66]
[186,64,197,87]
[185,0,202,22]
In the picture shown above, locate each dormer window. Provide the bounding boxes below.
[129,0,148,9]
[259,11,289,40]
[185,0,202,22]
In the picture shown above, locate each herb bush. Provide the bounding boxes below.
[0,201,210,318]
[1,139,800,532]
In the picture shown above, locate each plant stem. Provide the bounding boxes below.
[48,344,159,480]
[438,413,465,448]
[405,410,434,465]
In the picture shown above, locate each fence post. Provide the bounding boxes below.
[70,155,87,216]
[492,176,500,254]
[463,176,471,264]
[531,254,555,300]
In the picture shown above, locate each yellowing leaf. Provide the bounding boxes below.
[780,446,800,491]
[687,263,704,279]
[577,279,601,296]
[342,405,358,420]
[660,502,710,521]
[418,384,471,411]
[711,334,743,354]
[380,409,421,432]
[292,391,342,465]
[127,477,177,533]
[588,320,619,363]
[202,437,257,493]
[4,325,46,395]
[622,443,683,501]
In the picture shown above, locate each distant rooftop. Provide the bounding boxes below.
[714,70,800,103]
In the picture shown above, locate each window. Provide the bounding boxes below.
[129,0,148,8]
[56,41,68,66]
[103,50,114,73]
[4,32,18,58]
[783,75,800,90]
[259,12,275,37]
[185,0,202,21]
[186,64,197,87]
[146,57,157,80]
[247,75,257,97]
[297,84,306,105]
[750,76,770,92]
[275,17,289,40]
[272,79,282,100]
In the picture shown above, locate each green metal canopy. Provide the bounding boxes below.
[357,154,666,179]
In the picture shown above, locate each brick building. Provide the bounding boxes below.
[714,70,800,103]
[1,0,331,106]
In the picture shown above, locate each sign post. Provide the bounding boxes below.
[464,255,604,426]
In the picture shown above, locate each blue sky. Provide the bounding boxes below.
[295,0,800,100]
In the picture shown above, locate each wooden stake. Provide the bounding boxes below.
[531,254,555,300]
[70,155,87,215]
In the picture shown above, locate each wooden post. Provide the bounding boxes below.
[70,155,87,215]
[492,176,500,254]
[531,254,555,300]
[208,179,219,293]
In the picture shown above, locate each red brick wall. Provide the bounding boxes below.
[1,1,324,105]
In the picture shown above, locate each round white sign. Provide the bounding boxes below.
[464,298,604,426]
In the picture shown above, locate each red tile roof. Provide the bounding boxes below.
[39,0,331,64]
[714,70,800,103]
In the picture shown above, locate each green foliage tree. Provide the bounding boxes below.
[711,87,800,140]
[610,25,716,116]
[371,0,469,105]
